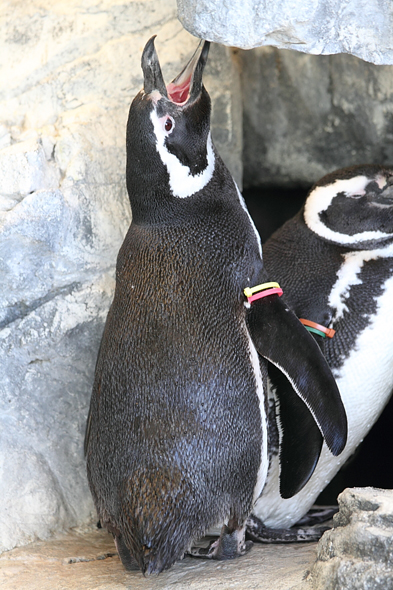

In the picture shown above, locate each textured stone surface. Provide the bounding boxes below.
[305,488,393,590]
[177,0,393,64]
[0,0,241,553]
[239,46,393,188]
[206,44,243,189]
[0,526,317,590]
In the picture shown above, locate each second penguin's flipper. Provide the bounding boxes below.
[246,295,347,484]
[268,364,324,499]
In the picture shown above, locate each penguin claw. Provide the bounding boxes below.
[189,526,253,560]
[187,537,219,558]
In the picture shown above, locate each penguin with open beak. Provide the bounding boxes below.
[249,165,393,540]
[84,37,347,574]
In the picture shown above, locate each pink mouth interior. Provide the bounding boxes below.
[167,76,191,104]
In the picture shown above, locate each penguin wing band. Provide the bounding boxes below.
[299,318,336,339]
[244,282,283,303]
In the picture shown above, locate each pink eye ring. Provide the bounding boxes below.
[164,117,174,132]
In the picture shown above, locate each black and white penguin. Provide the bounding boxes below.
[251,164,393,535]
[84,37,347,574]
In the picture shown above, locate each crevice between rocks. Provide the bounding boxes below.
[65,551,117,565]
[0,281,81,330]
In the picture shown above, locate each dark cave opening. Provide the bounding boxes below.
[243,184,393,505]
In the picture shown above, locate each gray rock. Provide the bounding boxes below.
[177,0,393,64]
[0,139,60,210]
[205,44,243,189]
[0,135,127,551]
[240,47,393,188]
[306,488,393,590]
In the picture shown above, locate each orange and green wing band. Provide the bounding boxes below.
[244,282,283,303]
[299,318,336,339]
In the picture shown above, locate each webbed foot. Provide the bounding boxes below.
[246,507,337,544]
[295,505,338,526]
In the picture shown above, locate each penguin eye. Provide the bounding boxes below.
[164,117,174,133]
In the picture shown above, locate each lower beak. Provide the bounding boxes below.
[167,40,210,105]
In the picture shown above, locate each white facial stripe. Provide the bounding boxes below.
[304,176,392,244]
[247,332,269,505]
[329,251,365,320]
[150,109,215,199]
[329,241,393,321]
[235,184,263,259]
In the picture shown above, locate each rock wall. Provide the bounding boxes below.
[305,488,393,590]
[0,0,241,552]
[177,0,393,64]
[239,46,393,188]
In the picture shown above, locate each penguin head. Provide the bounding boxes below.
[303,164,393,249]
[126,37,213,222]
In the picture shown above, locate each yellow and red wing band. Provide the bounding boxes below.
[244,282,283,303]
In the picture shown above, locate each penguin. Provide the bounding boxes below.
[84,37,347,574]
[249,164,393,540]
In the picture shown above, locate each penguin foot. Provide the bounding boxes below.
[189,525,253,560]
[294,505,338,526]
[246,513,331,544]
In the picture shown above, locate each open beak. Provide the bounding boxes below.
[141,36,210,105]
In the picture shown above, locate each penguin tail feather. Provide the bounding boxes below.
[117,465,208,574]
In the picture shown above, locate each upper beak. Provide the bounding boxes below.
[141,36,210,105]
[141,36,168,97]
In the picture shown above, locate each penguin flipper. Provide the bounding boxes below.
[246,296,347,462]
[84,404,92,456]
[84,336,104,456]
[268,364,324,499]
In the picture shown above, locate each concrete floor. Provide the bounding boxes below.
[0,526,316,590]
